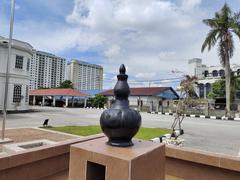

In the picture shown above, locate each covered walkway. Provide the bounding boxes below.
[29,88,89,107]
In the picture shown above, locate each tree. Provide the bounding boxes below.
[176,75,198,114]
[58,80,73,89]
[89,94,108,108]
[231,74,240,100]
[201,3,240,116]
[171,75,197,136]
[208,76,240,102]
[179,75,198,99]
[207,80,225,99]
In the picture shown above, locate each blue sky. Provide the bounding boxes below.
[1,0,240,89]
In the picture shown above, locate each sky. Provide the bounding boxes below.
[0,0,240,89]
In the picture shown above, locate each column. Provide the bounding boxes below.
[150,101,153,112]
[161,100,164,113]
[204,84,207,99]
[42,96,45,106]
[72,96,74,107]
[84,98,87,108]
[156,100,159,112]
[66,98,69,107]
[33,96,36,105]
[138,97,141,111]
[52,96,56,107]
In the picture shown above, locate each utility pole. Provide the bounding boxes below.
[2,0,15,141]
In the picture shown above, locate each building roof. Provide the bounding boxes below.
[29,88,89,97]
[100,87,179,97]
[68,59,103,69]
[0,36,33,54]
[81,89,103,96]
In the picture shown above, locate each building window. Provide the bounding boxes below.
[13,85,22,103]
[25,86,29,102]
[205,83,211,96]
[212,70,218,77]
[15,55,24,69]
[236,91,240,99]
[199,84,204,98]
[204,70,209,77]
[27,58,30,71]
[219,69,225,77]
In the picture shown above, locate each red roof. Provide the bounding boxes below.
[29,88,89,97]
[101,87,174,96]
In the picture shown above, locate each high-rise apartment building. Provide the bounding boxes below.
[67,60,103,90]
[30,50,66,89]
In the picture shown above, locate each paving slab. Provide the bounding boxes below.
[0,127,77,152]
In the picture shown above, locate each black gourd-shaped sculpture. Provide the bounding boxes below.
[100,64,142,147]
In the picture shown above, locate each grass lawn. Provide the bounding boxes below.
[48,126,171,140]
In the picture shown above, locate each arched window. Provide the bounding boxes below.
[199,83,204,98]
[212,70,218,77]
[205,83,211,96]
[219,69,225,77]
[204,70,209,77]
[13,85,22,103]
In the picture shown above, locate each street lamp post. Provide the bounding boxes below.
[2,0,15,141]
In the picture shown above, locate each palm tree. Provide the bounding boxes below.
[201,3,240,116]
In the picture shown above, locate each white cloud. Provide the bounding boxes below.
[181,0,202,10]
[135,72,157,79]
[104,45,121,59]
[12,21,104,52]
[65,0,206,56]
[63,0,218,88]
[2,0,240,89]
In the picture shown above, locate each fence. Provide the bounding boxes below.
[133,99,240,117]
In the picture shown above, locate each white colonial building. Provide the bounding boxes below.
[0,36,33,111]
[67,60,103,91]
[30,50,66,90]
[188,58,240,98]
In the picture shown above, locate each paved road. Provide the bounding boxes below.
[1,106,240,156]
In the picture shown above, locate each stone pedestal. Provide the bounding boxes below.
[69,137,165,180]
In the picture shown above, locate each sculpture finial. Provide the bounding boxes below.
[100,64,141,147]
[119,64,126,74]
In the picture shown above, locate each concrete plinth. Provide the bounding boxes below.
[0,138,13,144]
[69,137,165,180]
